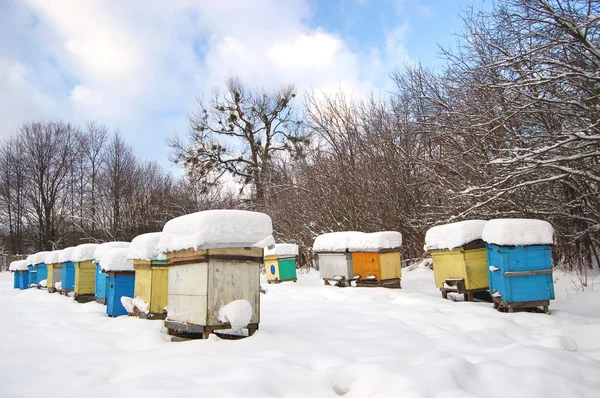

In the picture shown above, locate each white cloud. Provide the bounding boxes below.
[0,0,413,167]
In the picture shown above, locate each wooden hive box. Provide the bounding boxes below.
[349,231,403,289]
[45,251,61,293]
[483,219,555,313]
[29,251,51,288]
[159,210,274,339]
[93,242,131,305]
[313,232,365,286]
[133,259,168,318]
[130,232,168,319]
[100,247,136,317]
[425,220,489,301]
[27,264,37,287]
[72,243,100,303]
[265,244,298,284]
[9,260,28,289]
[58,246,76,293]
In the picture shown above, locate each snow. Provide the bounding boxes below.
[132,297,149,315]
[31,251,50,265]
[120,296,134,314]
[312,231,366,252]
[424,220,487,251]
[128,232,166,261]
[39,279,47,288]
[264,243,299,257]
[58,246,76,263]
[482,218,554,246]
[9,259,28,271]
[71,243,100,262]
[158,210,275,253]
[2,269,600,397]
[99,248,134,272]
[45,250,61,265]
[218,299,253,329]
[55,281,62,291]
[489,266,500,272]
[348,231,403,251]
[93,242,131,265]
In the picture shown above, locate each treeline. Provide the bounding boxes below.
[172,0,599,277]
[0,121,233,255]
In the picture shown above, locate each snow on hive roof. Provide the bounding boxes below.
[99,248,134,271]
[71,243,100,262]
[265,243,299,257]
[482,219,554,246]
[45,250,61,264]
[58,247,76,263]
[158,210,274,253]
[348,231,403,252]
[424,220,487,251]
[26,254,34,265]
[128,232,166,261]
[9,259,28,271]
[93,242,131,265]
[31,251,51,265]
[312,231,366,253]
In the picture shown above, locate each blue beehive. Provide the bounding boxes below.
[9,260,28,289]
[27,264,37,287]
[93,242,130,305]
[107,272,135,317]
[95,265,108,304]
[483,219,555,313]
[99,247,135,317]
[58,247,76,292]
[28,251,51,287]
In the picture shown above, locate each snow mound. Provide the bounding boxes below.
[132,297,149,314]
[9,259,28,271]
[72,244,100,262]
[158,210,274,253]
[120,296,134,314]
[45,250,61,265]
[313,231,366,253]
[424,220,487,251]
[99,248,134,272]
[265,243,299,257]
[482,219,554,246]
[55,281,62,291]
[93,242,131,265]
[58,247,76,263]
[128,232,165,261]
[218,299,253,329]
[348,231,402,252]
[39,279,47,288]
[31,251,51,265]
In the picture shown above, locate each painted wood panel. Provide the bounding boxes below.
[36,264,48,284]
[167,263,208,324]
[278,258,297,281]
[74,260,96,295]
[318,253,353,280]
[18,272,29,290]
[463,248,488,290]
[46,264,62,290]
[61,261,75,291]
[28,265,37,286]
[13,273,19,289]
[265,255,279,282]
[352,252,381,280]
[107,273,135,317]
[380,252,402,280]
[95,265,108,300]
[150,266,168,314]
[206,260,260,326]
[134,267,152,306]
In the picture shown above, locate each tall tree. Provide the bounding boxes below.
[170,77,306,209]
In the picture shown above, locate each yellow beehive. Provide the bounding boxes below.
[72,243,100,303]
[133,260,168,318]
[425,220,489,300]
[349,231,403,288]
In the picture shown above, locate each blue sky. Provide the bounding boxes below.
[0,0,485,172]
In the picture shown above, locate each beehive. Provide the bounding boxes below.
[72,243,100,303]
[349,231,402,289]
[313,232,364,287]
[265,244,298,284]
[483,219,555,313]
[93,242,131,305]
[425,220,489,300]
[159,210,274,339]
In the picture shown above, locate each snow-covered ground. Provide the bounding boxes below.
[1,267,600,398]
